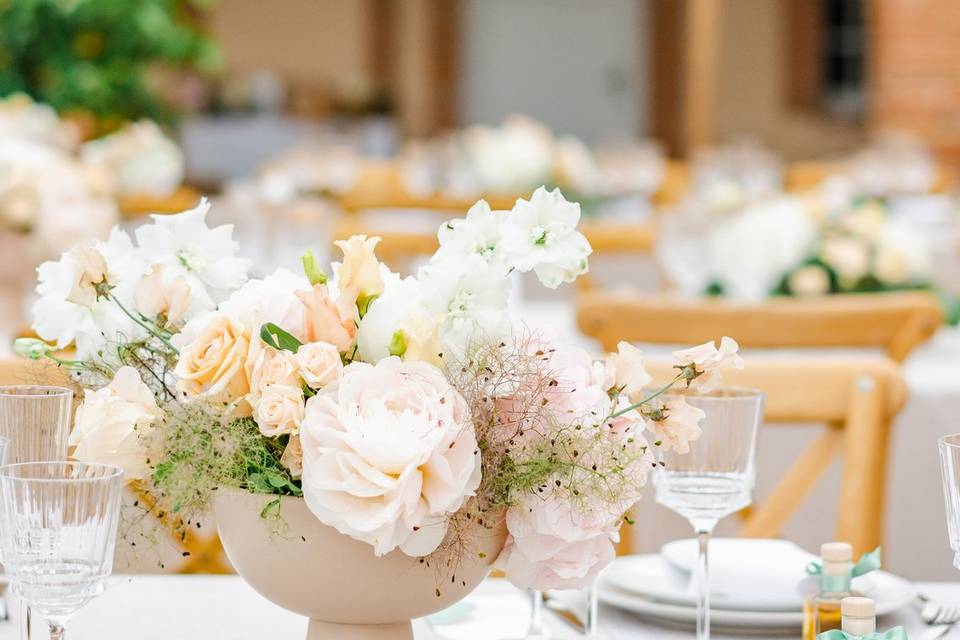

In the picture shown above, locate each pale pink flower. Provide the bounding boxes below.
[65,243,108,307]
[646,396,705,454]
[672,336,743,392]
[134,265,192,327]
[605,341,652,401]
[297,283,358,352]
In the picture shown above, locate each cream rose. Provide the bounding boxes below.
[70,366,161,481]
[334,234,384,298]
[134,265,192,327]
[249,347,299,406]
[253,383,305,437]
[280,434,304,478]
[295,341,342,389]
[173,312,251,407]
[300,357,481,557]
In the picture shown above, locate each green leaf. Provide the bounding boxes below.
[301,250,327,285]
[260,322,303,353]
[388,329,407,357]
[246,472,274,494]
[357,293,379,319]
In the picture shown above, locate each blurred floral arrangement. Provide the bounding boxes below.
[400,115,665,209]
[0,0,219,132]
[17,188,741,591]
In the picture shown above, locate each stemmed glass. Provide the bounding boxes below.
[0,462,123,640]
[0,385,74,640]
[653,387,764,640]
[938,434,960,568]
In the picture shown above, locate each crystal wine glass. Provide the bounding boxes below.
[938,434,960,568]
[0,384,74,640]
[653,387,764,640]
[0,462,124,640]
[507,590,551,640]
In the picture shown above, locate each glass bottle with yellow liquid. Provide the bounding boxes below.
[802,542,856,639]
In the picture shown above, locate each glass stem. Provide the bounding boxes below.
[48,622,65,640]
[529,590,546,636]
[693,520,717,640]
[587,582,600,638]
[19,602,30,640]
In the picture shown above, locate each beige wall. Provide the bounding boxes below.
[713,0,866,160]
[208,0,372,88]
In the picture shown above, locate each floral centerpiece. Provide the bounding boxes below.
[18,188,739,636]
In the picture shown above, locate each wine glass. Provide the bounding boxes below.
[938,434,960,568]
[0,462,124,640]
[508,590,551,640]
[0,384,74,639]
[653,387,764,640]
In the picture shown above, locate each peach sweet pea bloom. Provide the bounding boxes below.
[300,357,481,557]
[65,243,108,307]
[672,336,743,392]
[253,383,305,437]
[295,341,342,389]
[174,312,251,407]
[605,341,652,401]
[134,265,191,327]
[297,284,358,352]
[334,234,384,298]
[646,396,705,454]
[70,366,161,481]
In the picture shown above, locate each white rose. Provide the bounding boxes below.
[788,265,831,296]
[253,384,305,438]
[70,366,161,481]
[295,341,342,389]
[300,357,481,557]
[821,235,870,283]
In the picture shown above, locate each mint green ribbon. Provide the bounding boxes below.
[806,547,881,592]
[817,625,907,640]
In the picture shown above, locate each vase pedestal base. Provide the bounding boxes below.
[306,620,413,640]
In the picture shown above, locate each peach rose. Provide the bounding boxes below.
[249,347,299,406]
[334,234,384,298]
[295,341,342,389]
[280,434,303,478]
[253,383,304,437]
[297,284,357,352]
[134,265,192,327]
[174,312,251,407]
[70,366,161,481]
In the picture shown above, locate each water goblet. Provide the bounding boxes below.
[653,387,764,640]
[938,434,960,568]
[0,462,124,640]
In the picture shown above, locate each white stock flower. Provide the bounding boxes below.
[462,115,554,193]
[80,120,184,197]
[300,357,481,557]
[70,366,161,481]
[501,187,592,288]
[135,198,251,308]
[673,337,744,392]
[434,199,509,269]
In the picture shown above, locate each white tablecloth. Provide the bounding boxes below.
[3,575,957,640]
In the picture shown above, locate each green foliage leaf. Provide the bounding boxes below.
[260,323,303,354]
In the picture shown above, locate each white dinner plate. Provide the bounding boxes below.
[600,553,916,628]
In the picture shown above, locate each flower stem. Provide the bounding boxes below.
[608,372,685,420]
[109,293,177,352]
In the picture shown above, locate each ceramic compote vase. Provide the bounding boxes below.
[214,487,506,640]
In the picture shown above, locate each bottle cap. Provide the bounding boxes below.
[841,596,876,618]
[821,542,853,563]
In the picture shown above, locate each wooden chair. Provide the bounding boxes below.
[577,290,943,362]
[633,356,907,556]
[117,185,202,220]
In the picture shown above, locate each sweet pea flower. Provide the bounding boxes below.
[672,336,743,392]
[605,341,652,401]
[134,265,192,327]
[65,243,109,307]
[645,396,705,454]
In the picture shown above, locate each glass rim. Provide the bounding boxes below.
[649,385,766,401]
[0,385,73,399]
[940,434,960,449]
[0,461,124,483]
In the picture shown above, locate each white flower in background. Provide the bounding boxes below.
[645,397,705,454]
[80,120,184,197]
[821,234,870,283]
[295,341,343,389]
[134,265,194,328]
[462,115,554,194]
[253,383,305,437]
[787,264,832,296]
[873,220,933,286]
[673,337,744,392]
[417,255,511,362]
[70,366,161,481]
[0,93,79,150]
[434,199,509,269]
[495,488,620,590]
[840,200,887,240]
[300,357,481,557]
[553,136,601,195]
[135,199,251,309]
[605,341,653,402]
[32,229,145,361]
[500,187,592,288]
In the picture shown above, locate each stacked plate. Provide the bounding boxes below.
[598,539,916,635]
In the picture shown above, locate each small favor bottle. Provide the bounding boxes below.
[840,597,876,636]
[802,542,855,639]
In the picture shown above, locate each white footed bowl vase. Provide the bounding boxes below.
[214,487,506,640]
